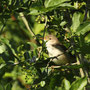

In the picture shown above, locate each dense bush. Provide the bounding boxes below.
[0,0,90,90]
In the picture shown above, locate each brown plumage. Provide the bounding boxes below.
[44,35,75,65]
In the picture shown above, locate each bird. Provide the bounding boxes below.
[44,35,75,65]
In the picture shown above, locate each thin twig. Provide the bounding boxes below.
[40,16,48,55]
[76,56,85,77]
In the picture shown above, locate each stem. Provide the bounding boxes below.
[19,12,35,36]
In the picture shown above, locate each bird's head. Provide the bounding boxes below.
[44,35,59,46]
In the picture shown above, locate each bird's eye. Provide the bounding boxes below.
[49,37,52,40]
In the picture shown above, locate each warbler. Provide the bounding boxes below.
[44,35,75,65]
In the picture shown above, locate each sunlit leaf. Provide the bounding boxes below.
[76,21,90,35]
[70,77,87,90]
[40,81,45,87]
[29,1,73,15]
[85,33,90,42]
[71,12,84,32]
[34,23,45,34]
[0,44,6,54]
[29,7,52,15]
[61,78,71,90]
[44,0,70,8]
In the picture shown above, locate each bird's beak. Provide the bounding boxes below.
[40,36,49,43]
[44,39,47,42]
[44,38,48,42]
[39,37,47,43]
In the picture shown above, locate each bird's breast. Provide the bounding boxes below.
[46,45,69,65]
[46,45,63,57]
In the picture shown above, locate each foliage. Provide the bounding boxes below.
[0,0,90,90]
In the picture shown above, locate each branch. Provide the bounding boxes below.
[19,12,35,36]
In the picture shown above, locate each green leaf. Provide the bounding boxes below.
[76,21,90,35]
[27,42,37,49]
[0,64,6,69]
[34,23,45,34]
[60,21,67,26]
[44,0,70,8]
[0,64,7,80]
[80,43,90,54]
[61,78,71,90]
[29,6,53,15]
[6,83,12,90]
[0,83,5,90]
[0,44,6,54]
[70,77,87,90]
[71,12,84,32]
[55,86,62,90]
[85,33,90,42]
[40,81,45,87]
[1,38,17,56]
[24,51,30,59]
[29,2,73,15]
[29,7,44,15]
[0,38,18,62]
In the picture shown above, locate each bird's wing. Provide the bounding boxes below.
[52,43,67,52]
[52,43,76,62]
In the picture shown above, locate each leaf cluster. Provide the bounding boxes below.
[0,0,90,90]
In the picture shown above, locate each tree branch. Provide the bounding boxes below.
[19,12,35,36]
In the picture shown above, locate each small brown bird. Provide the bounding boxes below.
[44,35,75,65]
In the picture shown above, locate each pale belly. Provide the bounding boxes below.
[47,45,69,65]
